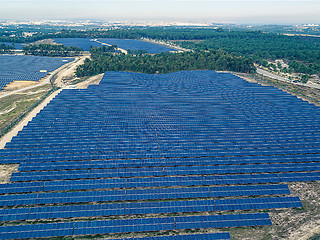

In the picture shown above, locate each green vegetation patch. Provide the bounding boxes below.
[76,47,255,77]
[23,44,82,57]
[0,84,52,137]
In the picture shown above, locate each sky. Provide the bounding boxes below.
[0,0,319,24]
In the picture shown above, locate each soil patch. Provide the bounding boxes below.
[0,164,19,184]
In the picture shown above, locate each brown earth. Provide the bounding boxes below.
[0,164,19,184]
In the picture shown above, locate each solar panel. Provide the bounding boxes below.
[1,70,319,240]
[0,222,74,239]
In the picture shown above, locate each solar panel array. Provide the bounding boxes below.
[0,55,74,90]
[53,38,104,51]
[53,38,176,53]
[98,38,177,53]
[0,42,24,50]
[0,70,319,239]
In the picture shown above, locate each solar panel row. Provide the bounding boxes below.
[0,213,270,239]
[17,154,320,171]
[0,55,74,90]
[0,70,319,240]
[0,197,300,221]
[0,185,291,206]
[3,172,320,194]
[11,162,320,182]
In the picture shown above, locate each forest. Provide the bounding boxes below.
[2,26,319,76]
[175,31,320,76]
[75,47,256,77]
[22,44,82,57]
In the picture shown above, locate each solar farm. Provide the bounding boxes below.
[53,38,176,53]
[0,70,319,239]
[0,43,24,50]
[53,38,104,51]
[0,55,74,90]
[97,39,177,53]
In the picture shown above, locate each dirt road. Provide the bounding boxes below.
[54,55,89,88]
[257,68,320,90]
[0,57,77,100]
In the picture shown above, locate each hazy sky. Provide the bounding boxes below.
[0,0,319,24]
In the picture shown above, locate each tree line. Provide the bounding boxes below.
[76,47,256,77]
[23,44,82,57]
[0,43,15,54]
[2,26,318,76]
[175,31,320,76]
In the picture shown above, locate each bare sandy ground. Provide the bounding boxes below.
[0,57,78,100]
[0,164,19,184]
[76,73,104,89]
[54,56,89,88]
[4,81,38,91]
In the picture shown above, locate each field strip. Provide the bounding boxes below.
[0,89,62,149]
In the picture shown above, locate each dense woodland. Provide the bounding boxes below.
[1,27,319,77]
[23,44,82,57]
[175,31,320,76]
[76,47,256,77]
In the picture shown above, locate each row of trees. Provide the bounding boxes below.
[23,44,82,57]
[176,31,320,76]
[0,43,15,54]
[3,27,318,76]
[76,47,256,77]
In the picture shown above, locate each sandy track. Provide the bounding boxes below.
[0,57,78,100]
[54,55,89,88]
[257,68,320,90]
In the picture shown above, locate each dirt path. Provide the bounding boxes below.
[0,57,79,100]
[257,68,320,90]
[0,89,62,149]
[76,73,104,89]
[54,55,89,88]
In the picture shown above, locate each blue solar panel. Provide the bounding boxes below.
[0,193,37,207]
[0,182,44,194]
[0,55,74,91]
[175,213,272,229]
[98,39,177,53]
[73,217,175,235]
[0,222,74,239]
[126,187,210,201]
[209,184,290,197]
[215,196,302,211]
[1,70,319,240]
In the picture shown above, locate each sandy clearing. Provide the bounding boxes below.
[76,73,104,89]
[54,55,89,88]
[0,164,19,184]
[4,81,38,91]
